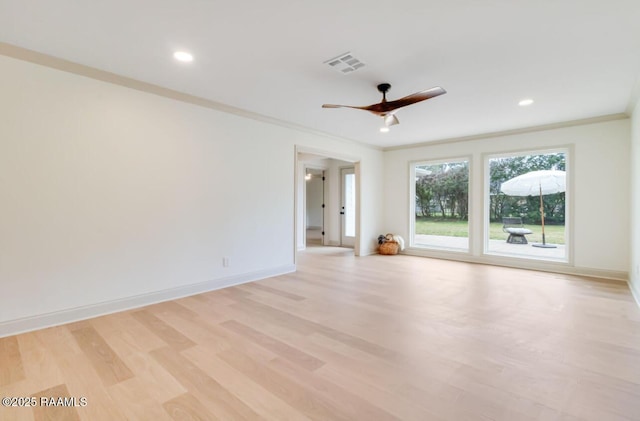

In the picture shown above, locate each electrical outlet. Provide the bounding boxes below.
[223,257,229,267]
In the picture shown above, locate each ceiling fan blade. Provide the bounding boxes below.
[322,104,368,110]
[385,86,446,110]
[323,84,445,124]
[358,87,446,115]
[384,113,399,126]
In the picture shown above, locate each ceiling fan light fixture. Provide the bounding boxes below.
[383,113,399,127]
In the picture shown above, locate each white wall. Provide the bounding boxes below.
[631,99,640,302]
[384,119,631,279]
[0,54,384,335]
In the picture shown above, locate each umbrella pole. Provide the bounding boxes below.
[532,183,557,248]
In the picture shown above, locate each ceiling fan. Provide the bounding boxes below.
[322,83,446,129]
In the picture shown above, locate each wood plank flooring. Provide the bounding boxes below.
[1,247,640,420]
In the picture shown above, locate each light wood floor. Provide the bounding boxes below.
[2,248,640,420]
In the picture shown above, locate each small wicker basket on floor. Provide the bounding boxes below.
[379,241,399,255]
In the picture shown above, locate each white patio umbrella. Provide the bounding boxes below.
[500,170,566,248]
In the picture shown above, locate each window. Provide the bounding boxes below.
[343,171,356,237]
[485,150,567,261]
[411,159,469,251]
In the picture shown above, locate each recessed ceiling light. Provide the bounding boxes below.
[173,51,194,62]
[518,98,534,106]
[380,127,390,133]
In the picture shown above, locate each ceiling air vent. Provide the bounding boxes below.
[324,52,365,74]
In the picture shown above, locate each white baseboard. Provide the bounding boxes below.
[359,247,379,256]
[567,266,628,282]
[402,248,628,282]
[629,279,640,308]
[0,264,295,338]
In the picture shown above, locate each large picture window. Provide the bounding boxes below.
[485,150,568,261]
[411,159,469,251]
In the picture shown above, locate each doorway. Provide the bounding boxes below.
[305,168,325,247]
[295,149,360,255]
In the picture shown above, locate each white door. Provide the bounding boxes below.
[340,167,356,247]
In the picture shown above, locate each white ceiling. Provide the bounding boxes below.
[1,0,640,148]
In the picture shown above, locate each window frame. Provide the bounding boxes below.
[409,156,472,253]
[482,147,572,263]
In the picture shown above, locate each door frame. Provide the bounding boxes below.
[294,146,361,263]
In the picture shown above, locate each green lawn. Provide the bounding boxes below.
[414,217,565,244]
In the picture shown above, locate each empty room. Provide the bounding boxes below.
[1,1,640,420]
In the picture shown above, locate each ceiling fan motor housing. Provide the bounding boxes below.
[377,83,391,94]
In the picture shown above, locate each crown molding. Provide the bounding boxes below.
[2,42,631,155]
[0,42,382,152]
[383,113,630,152]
